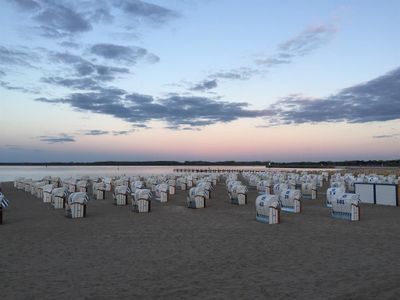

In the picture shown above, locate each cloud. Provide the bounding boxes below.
[4,144,24,151]
[41,77,101,90]
[189,79,218,91]
[256,24,337,66]
[90,43,159,64]
[373,133,400,139]
[34,3,92,37]
[84,129,109,136]
[36,88,270,128]
[112,130,136,135]
[0,80,39,93]
[59,41,80,49]
[0,46,38,66]
[38,133,76,144]
[209,68,259,81]
[8,0,41,11]
[263,67,400,126]
[46,52,130,87]
[113,0,179,24]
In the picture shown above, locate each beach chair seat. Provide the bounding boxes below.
[331,193,360,221]
[113,185,131,205]
[326,187,345,208]
[255,194,280,224]
[52,187,69,209]
[65,192,89,218]
[132,189,152,213]
[187,187,206,208]
[279,188,301,213]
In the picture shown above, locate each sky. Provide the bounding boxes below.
[0,0,399,162]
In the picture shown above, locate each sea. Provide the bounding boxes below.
[0,165,336,182]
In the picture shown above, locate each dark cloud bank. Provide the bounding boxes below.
[36,66,400,129]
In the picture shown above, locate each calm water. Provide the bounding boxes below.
[0,165,336,182]
[0,165,262,182]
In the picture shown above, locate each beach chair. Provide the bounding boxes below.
[326,187,345,208]
[255,194,280,224]
[301,183,317,200]
[51,187,69,209]
[77,180,89,193]
[132,189,152,213]
[187,187,207,208]
[42,184,55,203]
[0,192,10,225]
[93,182,106,200]
[331,193,360,221]
[279,188,301,213]
[273,183,289,195]
[168,179,176,195]
[155,183,169,202]
[227,183,248,205]
[113,185,131,205]
[65,192,89,218]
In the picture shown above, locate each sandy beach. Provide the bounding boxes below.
[1,180,400,300]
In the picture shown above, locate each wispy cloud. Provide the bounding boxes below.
[90,43,159,64]
[373,133,400,139]
[0,46,39,67]
[189,79,218,91]
[7,0,41,11]
[0,80,39,93]
[194,23,337,85]
[261,67,400,126]
[113,0,179,24]
[38,133,76,144]
[84,130,109,136]
[209,68,259,81]
[256,24,337,66]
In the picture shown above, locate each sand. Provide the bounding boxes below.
[1,179,400,300]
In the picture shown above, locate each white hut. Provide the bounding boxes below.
[52,187,69,209]
[66,178,78,193]
[227,182,248,205]
[34,181,47,199]
[279,189,301,213]
[51,177,61,188]
[196,180,213,200]
[113,185,131,206]
[77,180,89,193]
[65,192,89,218]
[331,193,360,221]
[93,182,106,200]
[186,175,193,188]
[255,194,280,224]
[168,179,176,195]
[187,187,207,208]
[24,179,33,193]
[42,184,55,203]
[14,177,24,189]
[301,183,317,200]
[132,189,152,213]
[177,177,187,190]
[273,183,289,195]
[326,187,345,208]
[104,177,113,191]
[155,183,169,202]
[257,180,272,194]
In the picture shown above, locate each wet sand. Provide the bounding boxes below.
[1,180,399,299]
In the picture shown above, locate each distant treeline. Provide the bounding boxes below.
[0,160,399,167]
